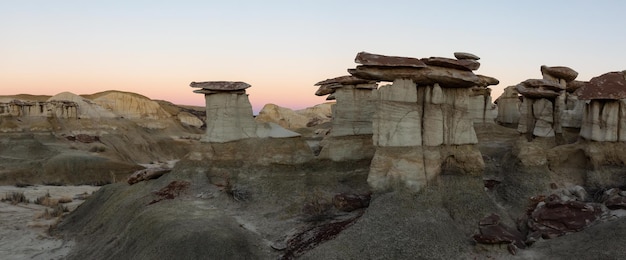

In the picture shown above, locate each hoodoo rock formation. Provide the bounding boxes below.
[495,86,521,125]
[313,75,378,161]
[516,65,579,141]
[349,51,493,191]
[191,81,301,143]
[578,71,626,141]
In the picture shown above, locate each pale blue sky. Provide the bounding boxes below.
[2,1,625,112]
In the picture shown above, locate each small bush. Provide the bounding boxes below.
[15,182,32,188]
[2,191,28,205]
[38,204,69,219]
[89,145,106,153]
[301,191,333,222]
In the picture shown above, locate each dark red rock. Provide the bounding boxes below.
[577,71,626,100]
[473,213,526,249]
[483,179,501,190]
[541,65,579,82]
[148,180,190,205]
[421,57,480,71]
[527,194,606,238]
[332,193,371,212]
[354,52,427,68]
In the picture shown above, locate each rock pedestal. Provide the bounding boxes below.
[313,76,378,161]
[350,52,488,191]
[192,81,300,143]
[578,71,626,141]
[516,66,579,141]
[495,86,521,125]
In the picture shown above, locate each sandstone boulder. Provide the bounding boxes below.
[349,65,482,88]
[255,103,332,130]
[495,86,521,125]
[421,56,480,71]
[527,194,607,239]
[578,71,626,100]
[454,52,480,60]
[541,65,579,82]
[354,51,426,68]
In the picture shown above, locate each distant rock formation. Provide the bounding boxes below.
[89,91,171,120]
[349,52,490,191]
[191,81,300,143]
[516,65,579,141]
[255,103,332,130]
[495,86,521,125]
[578,71,626,141]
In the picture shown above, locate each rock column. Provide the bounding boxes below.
[313,76,378,161]
[191,81,258,143]
[516,66,578,141]
[349,52,489,192]
[578,71,626,141]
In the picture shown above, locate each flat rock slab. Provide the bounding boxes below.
[190,81,251,91]
[454,52,480,60]
[421,57,480,71]
[355,52,427,68]
[578,71,626,100]
[315,75,377,86]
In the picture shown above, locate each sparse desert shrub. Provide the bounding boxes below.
[38,204,69,219]
[42,181,66,186]
[2,191,29,204]
[35,192,57,207]
[217,173,250,202]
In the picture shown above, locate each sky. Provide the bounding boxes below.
[2,1,625,113]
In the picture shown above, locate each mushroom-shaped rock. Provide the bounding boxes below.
[454,52,480,60]
[515,79,564,99]
[315,84,337,96]
[577,71,626,100]
[540,66,579,82]
[190,81,251,91]
[421,57,480,71]
[354,52,427,68]
[477,75,500,87]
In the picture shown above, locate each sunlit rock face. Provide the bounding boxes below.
[578,71,626,142]
[468,86,497,123]
[255,103,332,130]
[91,91,171,120]
[348,52,493,192]
[192,81,300,143]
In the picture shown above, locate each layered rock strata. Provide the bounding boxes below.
[313,75,378,161]
[349,52,489,191]
[578,71,626,141]
[516,66,579,140]
[191,81,300,143]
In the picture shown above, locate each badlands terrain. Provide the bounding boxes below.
[1,51,626,259]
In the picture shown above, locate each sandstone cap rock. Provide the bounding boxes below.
[577,71,626,100]
[315,75,377,86]
[348,65,481,88]
[421,57,480,71]
[355,52,427,68]
[567,80,588,93]
[515,79,564,99]
[477,75,500,87]
[314,76,378,96]
[454,52,480,60]
[190,81,251,91]
[540,65,579,82]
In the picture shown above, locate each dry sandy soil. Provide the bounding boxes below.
[0,185,100,260]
